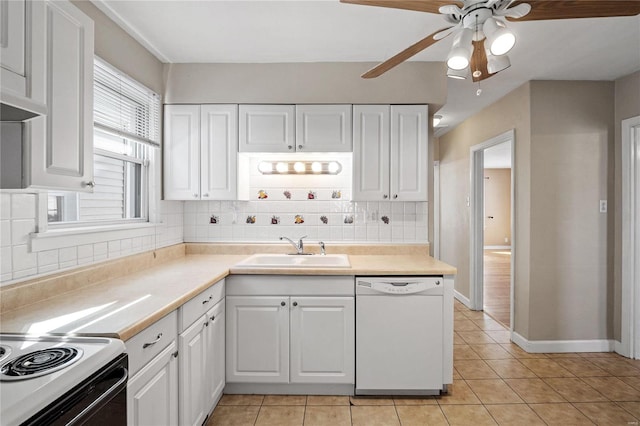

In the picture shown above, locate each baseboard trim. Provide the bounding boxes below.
[511,332,615,353]
[454,290,472,309]
[484,245,511,250]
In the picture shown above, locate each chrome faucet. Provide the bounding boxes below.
[319,241,326,255]
[280,235,308,255]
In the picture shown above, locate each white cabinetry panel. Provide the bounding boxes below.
[127,342,179,426]
[353,105,390,201]
[239,105,295,152]
[179,315,208,426]
[163,104,200,200]
[205,300,226,411]
[226,296,290,383]
[0,0,25,77]
[27,0,93,191]
[391,105,428,201]
[201,105,237,200]
[290,297,354,384]
[295,105,352,152]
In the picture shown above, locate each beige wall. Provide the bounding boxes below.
[440,80,616,342]
[484,169,511,247]
[71,1,164,95]
[613,71,640,340]
[528,81,614,340]
[163,62,447,105]
[439,82,532,337]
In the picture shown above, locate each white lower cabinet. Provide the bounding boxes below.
[178,280,226,426]
[127,342,179,426]
[126,311,179,426]
[226,292,354,385]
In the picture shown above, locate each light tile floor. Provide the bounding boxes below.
[207,299,640,425]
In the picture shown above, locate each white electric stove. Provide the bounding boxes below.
[0,334,127,426]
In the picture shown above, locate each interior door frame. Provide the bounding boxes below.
[469,130,515,332]
[621,116,640,359]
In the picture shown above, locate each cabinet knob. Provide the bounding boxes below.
[194,194,199,198]
[210,315,215,322]
[281,301,286,306]
[288,145,293,150]
[293,301,298,307]
[84,181,96,188]
[203,193,209,198]
[393,194,398,199]
[204,321,209,327]
[383,195,388,199]
[298,145,303,149]
[435,280,440,285]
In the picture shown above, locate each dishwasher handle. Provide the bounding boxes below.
[357,278,443,295]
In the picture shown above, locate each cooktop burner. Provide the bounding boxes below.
[0,347,83,381]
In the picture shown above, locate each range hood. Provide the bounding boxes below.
[0,92,47,122]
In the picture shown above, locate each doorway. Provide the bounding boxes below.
[621,116,640,359]
[469,130,515,331]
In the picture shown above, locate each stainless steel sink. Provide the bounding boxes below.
[234,254,350,268]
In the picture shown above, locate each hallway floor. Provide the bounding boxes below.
[207,299,640,425]
[483,249,511,328]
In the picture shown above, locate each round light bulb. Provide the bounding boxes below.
[311,162,322,173]
[328,162,340,174]
[446,48,470,71]
[490,32,516,56]
[293,162,305,173]
[258,162,273,174]
[276,162,288,173]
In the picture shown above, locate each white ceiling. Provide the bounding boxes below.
[94,0,640,134]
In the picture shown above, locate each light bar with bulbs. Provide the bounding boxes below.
[258,161,342,175]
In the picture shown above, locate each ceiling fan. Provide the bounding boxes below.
[341,0,640,82]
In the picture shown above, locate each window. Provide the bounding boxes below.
[48,58,160,225]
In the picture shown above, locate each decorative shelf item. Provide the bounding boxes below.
[320,215,328,224]
[271,216,280,225]
[332,190,342,199]
[210,215,219,224]
[283,190,291,199]
[246,215,256,224]
[308,191,316,200]
[294,215,304,224]
[381,216,390,224]
[344,215,354,224]
[258,190,268,199]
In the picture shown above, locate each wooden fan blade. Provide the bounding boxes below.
[507,0,640,21]
[340,0,462,14]
[470,39,493,82]
[362,27,453,78]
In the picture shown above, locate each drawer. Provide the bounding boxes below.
[179,279,225,332]
[126,310,178,377]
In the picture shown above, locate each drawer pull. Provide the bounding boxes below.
[172,351,179,358]
[202,295,213,305]
[142,333,163,349]
[210,315,216,322]
[204,321,209,328]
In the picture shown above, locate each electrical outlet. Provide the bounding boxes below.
[599,200,607,213]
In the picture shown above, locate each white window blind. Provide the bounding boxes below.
[94,57,161,146]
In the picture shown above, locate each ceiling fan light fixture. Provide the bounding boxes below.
[447,67,469,80]
[485,44,511,74]
[483,18,515,56]
[446,28,473,70]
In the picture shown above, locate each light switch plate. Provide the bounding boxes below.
[599,200,607,213]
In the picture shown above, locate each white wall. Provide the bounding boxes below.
[0,193,183,285]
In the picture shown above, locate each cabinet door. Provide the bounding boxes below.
[27,0,94,191]
[179,315,208,426]
[127,341,179,426]
[352,105,390,201]
[204,299,225,413]
[201,105,237,200]
[164,104,200,200]
[296,105,352,152]
[239,105,295,152]
[390,105,428,201]
[226,296,289,383]
[290,297,355,384]
[0,0,25,79]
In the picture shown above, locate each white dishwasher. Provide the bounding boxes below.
[356,276,444,395]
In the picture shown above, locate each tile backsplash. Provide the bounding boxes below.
[0,192,183,286]
[185,155,427,243]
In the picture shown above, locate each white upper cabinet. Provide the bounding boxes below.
[353,105,428,201]
[201,105,238,200]
[295,105,352,152]
[164,104,200,200]
[164,104,238,200]
[26,0,94,191]
[239,105,295,152]
[0,0,46,114]
[390,105,428,201]
[352,105,390,201]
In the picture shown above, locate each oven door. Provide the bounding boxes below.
[22,354,128,426]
